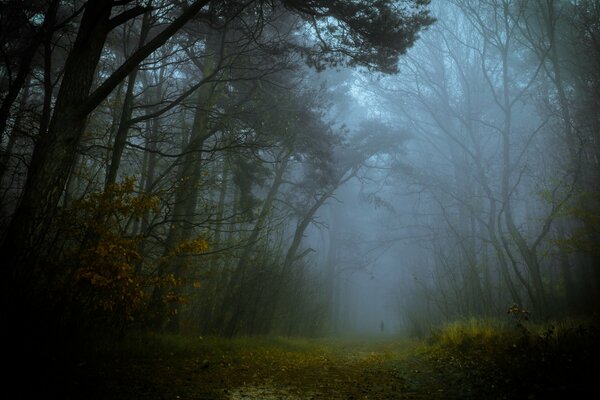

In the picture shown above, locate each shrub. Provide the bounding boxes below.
[426,314,600,398]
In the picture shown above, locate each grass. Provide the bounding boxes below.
[51,317,600,399]
[424,317,600,398]
[428,317,507,346]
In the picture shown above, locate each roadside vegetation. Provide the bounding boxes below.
[425,315,600,398]
[60,315,599,399]
[2,1,600,398]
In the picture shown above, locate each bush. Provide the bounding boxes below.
[426,315,600,398]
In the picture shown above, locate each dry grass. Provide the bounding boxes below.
[425,317,600,398]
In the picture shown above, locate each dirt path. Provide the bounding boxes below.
[73,337,459,399]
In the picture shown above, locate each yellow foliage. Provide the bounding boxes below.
[65,177,159,234]
[60,178,212,320]
[75,229,143,316]
[172,237,210,256]
[60,177,160,319]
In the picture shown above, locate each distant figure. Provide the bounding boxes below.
[380,320,384,333]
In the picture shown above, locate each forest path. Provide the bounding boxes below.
[74,336,454,399]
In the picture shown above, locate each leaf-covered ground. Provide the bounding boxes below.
[66,336,452,399]
[63,325,598,399]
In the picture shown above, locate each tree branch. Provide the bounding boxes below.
[80,0,212,116]
[108,5,150,30]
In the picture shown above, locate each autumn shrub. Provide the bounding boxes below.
[426,312,600,398]
[428,317,507,349]
[58,178,159,328]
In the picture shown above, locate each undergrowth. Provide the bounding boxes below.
[60,316,600,399]
[425,314,600,398]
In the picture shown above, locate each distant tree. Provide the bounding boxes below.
[0,0,434,343]
[363,0,595,326]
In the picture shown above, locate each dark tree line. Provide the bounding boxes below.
[0,2,434,375]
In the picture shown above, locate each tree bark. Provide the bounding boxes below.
[1,0,209,296]
[220,153,291,336]
[105,11,151,189]
[2,0,113,279]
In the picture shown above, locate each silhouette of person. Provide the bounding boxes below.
[380,320,384,333]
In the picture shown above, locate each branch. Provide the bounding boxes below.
[294,248,316,262]
[127,78,209,125]
[108,5,150,30]
[81,0,212,116]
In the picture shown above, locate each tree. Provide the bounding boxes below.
[0,0,434,340]
[360,0,590,326]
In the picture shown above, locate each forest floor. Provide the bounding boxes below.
[65,321,599,400]
[69,336,455,399]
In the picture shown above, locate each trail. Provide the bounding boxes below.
[74,337,454,400]
[69,331,599,399]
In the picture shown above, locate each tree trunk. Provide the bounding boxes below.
[1,0,113,285]
[151,59,221,331]
[105,11,151,189]
[2,0,211,279]
[220,153,290,336]
[0,81,31,186]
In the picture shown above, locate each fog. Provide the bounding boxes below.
[297,0,600,337]
[1,0,599,353]
[3,0,600,397]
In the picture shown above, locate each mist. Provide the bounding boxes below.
[1,0,599,398]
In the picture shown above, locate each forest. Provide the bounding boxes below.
[0,0,599,398]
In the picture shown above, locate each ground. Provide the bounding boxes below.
[62,324,598,399]
[70,336,453,399]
